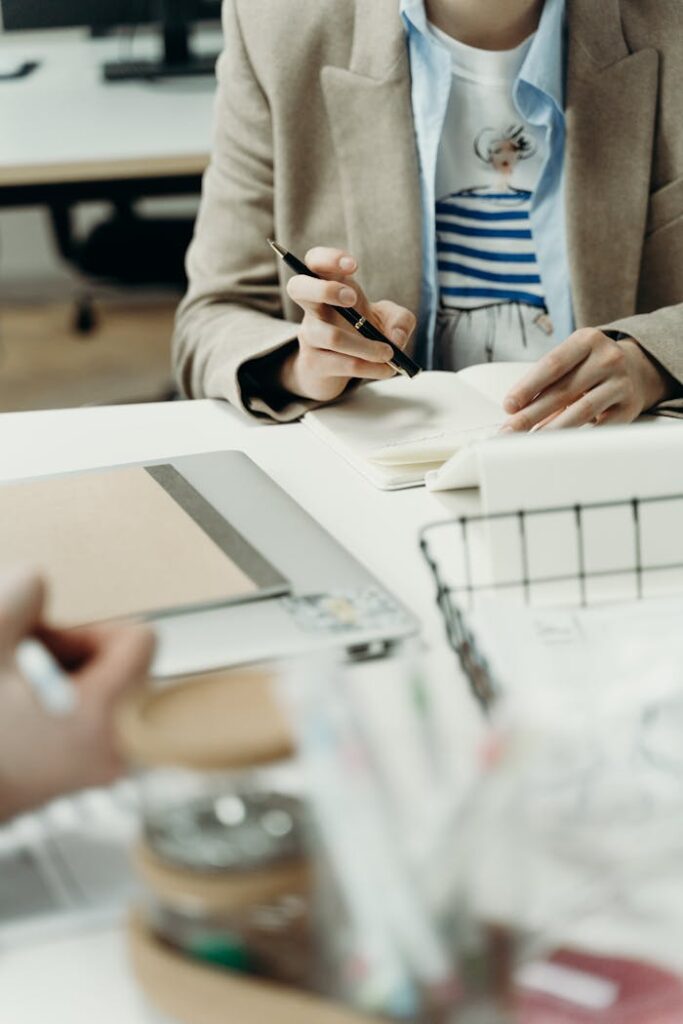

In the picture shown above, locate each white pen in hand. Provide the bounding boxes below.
[17,638,78,717]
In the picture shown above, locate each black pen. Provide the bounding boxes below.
[267,239,422,379]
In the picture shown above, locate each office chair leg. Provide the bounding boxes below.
[47,204,97,336]
[73,295,98,336]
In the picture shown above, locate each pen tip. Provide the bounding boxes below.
[267,238,287,258]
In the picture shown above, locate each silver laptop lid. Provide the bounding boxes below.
[147,451,418,676]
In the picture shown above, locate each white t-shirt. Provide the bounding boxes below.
[431,25,556,369]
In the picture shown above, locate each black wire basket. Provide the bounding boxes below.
[419,493,683,707]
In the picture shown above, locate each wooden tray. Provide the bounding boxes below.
[128,910,376,1024]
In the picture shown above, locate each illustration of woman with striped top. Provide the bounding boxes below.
[436,118,557,369]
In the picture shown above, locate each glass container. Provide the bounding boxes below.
[116,664,316,989]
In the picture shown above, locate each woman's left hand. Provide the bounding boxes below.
[502,328,674,432]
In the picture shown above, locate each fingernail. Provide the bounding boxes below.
[391,328,407,346]
[339,287,356,304]
[498,424,515,434]
[339,256,356,271]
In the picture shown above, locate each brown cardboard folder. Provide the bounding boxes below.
[0,464,289,626]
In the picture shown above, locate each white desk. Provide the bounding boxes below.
[0,28,218,199]
[0,398,481,1024]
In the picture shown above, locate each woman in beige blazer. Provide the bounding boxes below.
[174,0,683,430]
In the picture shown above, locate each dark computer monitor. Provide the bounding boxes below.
[2,0,222,82]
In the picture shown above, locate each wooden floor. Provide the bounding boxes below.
[0,298,177,413]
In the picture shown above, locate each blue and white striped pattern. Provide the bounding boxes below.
[436,188,546,310]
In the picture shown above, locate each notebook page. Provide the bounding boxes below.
[453,361,532,409]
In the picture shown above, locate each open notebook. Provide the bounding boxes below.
[303,362,529,490]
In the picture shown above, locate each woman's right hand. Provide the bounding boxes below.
[280,247,416,403]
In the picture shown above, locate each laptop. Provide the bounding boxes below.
[139,449,418,677]
[0,451,417,937]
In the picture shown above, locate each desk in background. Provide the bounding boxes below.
[0,29,219,207]
[0,28,219,327]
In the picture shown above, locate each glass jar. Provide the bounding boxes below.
[134,816,314,990]
[116,664,317,992]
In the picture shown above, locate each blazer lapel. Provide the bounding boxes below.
[565,0,659,327]
[320,0,423,320]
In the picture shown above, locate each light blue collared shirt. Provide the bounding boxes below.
[399,0,574,366]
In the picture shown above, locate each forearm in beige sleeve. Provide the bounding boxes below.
[172,0,310,421]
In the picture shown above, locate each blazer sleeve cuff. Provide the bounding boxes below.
[600,305,683,418]
[238,340,322,422]
[174,309,323,422]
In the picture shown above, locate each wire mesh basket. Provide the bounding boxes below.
[419,493,683,707]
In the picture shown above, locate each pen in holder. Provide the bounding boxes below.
[277,646,470,1023]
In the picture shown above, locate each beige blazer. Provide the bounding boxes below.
[174,0,683,421]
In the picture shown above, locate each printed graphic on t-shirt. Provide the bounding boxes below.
[436,124,550,322]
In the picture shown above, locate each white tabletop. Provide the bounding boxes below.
[0,399,480,644]
[0,398,481,1024]
[0,29,219,186]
